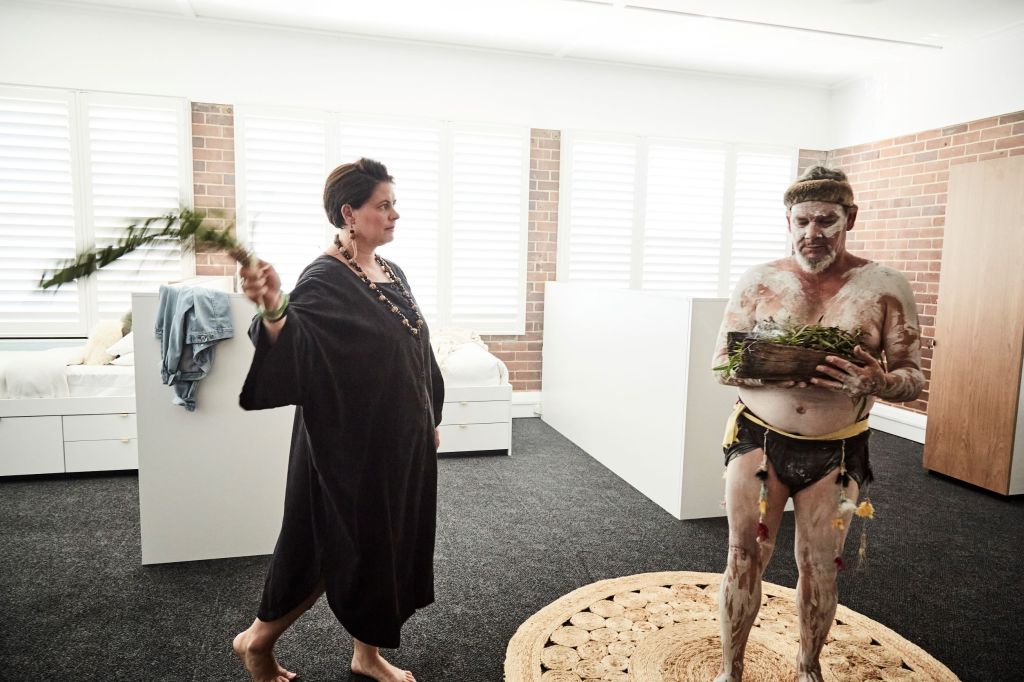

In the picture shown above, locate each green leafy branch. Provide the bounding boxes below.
[39,208,253,290]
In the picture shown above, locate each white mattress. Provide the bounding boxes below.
[66,365,136,398]
[0,350,136,399]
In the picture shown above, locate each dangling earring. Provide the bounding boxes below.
[349,220,358,260]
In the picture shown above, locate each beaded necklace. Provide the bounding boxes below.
[334,236,425,340]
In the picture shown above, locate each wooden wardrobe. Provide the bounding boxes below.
[923,155,1024,495]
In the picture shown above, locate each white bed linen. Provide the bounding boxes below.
[0,349,74,399]
[431,328,509,387]
[0,350,136,399]
[66,365,136,398]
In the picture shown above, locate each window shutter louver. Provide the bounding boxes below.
[0,93,81,335]
[729,152,793,287]
[237,113,329,293]
[86,99,188,319]
[449,127,527,333]
[566,140,636,288]
[642,144,727,297]
[337,120,442,321]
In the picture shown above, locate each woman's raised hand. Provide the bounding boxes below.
[240,259,282,310]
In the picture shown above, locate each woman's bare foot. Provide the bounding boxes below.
[351,647,415,682]
[232,629,297,682]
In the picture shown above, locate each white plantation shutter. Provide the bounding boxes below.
[565,140,636,288]
[642,144,727,296]
[86,97,188,319]
[729,151,793,288]
[338,120,441,321]
[237,112,328,293]
[0,91,81,335]
[449,127,527,332]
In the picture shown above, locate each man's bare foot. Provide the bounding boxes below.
[796,668,824,682]
[351,648,415,682]
[232,630,297,682]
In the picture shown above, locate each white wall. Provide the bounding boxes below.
[0,2,830,147]
[829,23,1024,148]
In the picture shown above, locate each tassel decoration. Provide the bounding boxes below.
[753,433,771,544]
[831,518,845,530]
[855,500,875,519]
[857,527,869,570]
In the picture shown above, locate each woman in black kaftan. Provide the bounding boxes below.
[233,159,443,682]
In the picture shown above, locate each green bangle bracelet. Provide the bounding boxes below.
[258,292,289,321]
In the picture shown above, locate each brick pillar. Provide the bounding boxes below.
[480,129,560,392]
[797,149,828,175]
[191,102,237,278]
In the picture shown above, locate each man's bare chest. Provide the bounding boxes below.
[750,286,886,350]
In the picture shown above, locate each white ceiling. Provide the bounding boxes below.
[34,0,1024,86]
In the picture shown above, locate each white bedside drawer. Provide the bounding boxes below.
[63,413,137,441]
[64,438,138,472]
[0,416,65,476]
[437,422,510,453]
[439,400,510,426]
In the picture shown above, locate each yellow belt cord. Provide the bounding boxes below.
[722,402,869,449]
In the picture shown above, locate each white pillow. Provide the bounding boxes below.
[106,331,134,357]
[110,352,135,366]
[83,320,125,366]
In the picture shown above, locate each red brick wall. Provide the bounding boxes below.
[826,110,1024,414]
[480,129,560,392]
[191,102,238,278]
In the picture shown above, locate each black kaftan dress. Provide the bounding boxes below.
[239,255,444,648]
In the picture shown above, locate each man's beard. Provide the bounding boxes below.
[794,247,835,274]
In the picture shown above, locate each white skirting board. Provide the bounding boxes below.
[512,391,542,418]
[868,403,927,444]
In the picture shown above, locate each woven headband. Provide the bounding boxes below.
[783,178,854,208]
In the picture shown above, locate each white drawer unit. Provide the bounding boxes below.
[63,413,137,441]
[0,396,137,476]
[437,384,512,455]
[0,416,65,476]
[64,438,139,473]
[440,400,510,426]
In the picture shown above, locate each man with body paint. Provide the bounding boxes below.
[710,166,924,682]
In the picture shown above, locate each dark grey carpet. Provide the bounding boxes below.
[1,418,1021,681]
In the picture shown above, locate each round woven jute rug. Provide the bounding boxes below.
[505,571,958,682]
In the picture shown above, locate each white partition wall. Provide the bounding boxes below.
[133,292,293,565]
[541,283,735,520]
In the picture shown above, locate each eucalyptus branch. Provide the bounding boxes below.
[39,208,253,291]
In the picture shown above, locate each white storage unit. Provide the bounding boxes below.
[542,283,736,520]
[133,292,293,565]
[0,397,137,476]
[437,384,512,454]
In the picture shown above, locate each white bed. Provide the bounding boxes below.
[0,349,137,476]
[432,329,513,455]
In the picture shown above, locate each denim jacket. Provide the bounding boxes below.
[155,285,234,411]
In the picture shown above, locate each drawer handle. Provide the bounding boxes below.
[121,437,130,443]
[458,424,468,430]
[120,413,129,417]
[459,401,468,406]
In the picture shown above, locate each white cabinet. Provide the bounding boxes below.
[0,397,138,476]
[62,413,139,472]
[437,385,512,455]
[0,416,65,476]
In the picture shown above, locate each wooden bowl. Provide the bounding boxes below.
[726,333,865,382]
